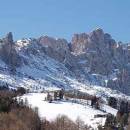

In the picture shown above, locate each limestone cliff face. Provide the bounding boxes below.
[0,29,130,95]
[71,28,129,75]
[71,28,130,95]
[107,68,130,95]
[38,36,78,71]
[38,36,69,62]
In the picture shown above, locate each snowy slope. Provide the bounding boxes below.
[0,37,129,105]
[0,48,129,101]
[20,93,118,129]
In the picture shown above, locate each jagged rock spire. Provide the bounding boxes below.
[4,32,13,44]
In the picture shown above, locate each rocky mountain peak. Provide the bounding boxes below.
[4,32,13,44]
[39,36,69,50]
[89,28,104,39]
[71,28,116,54]
[39,36,56,46]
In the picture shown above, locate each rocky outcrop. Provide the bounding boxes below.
[71,28,130,95]
[107,68,130,95]
[38,36,69,62]
[0,32,21,71]
[71,28,129,75]
[38,36,78,71]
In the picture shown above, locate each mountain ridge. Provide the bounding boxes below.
[0,28,130,96]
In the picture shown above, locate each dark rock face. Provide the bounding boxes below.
[38,36,69,62]
[38,36,78,71]
[71,28,127,74]
[71,28,130,95]
[0,32,22,71]
[107,68,130,95]
[5,32,13,43]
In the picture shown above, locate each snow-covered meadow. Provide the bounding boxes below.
[20,93,118,129]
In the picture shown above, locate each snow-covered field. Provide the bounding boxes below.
[20,93,118,129]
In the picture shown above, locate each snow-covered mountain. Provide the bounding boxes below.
[0,29,130,99]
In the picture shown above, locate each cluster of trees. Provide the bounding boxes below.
[99,112,129,130]
[16,87,26,95]
[108,97,118,109]
[0,87,41,130]
[46,89,64,103]
[91,96,100,109]
[0,88,20,112]
[0,86,27,112]
[65,90,101,109]
[108,97,129,114]
[0,107,41,130]
[41,115,89,130]
[64,90,92,100]
[98,97,130,129]
[119,100,129,115]
[0,83,9,91]
[55,90,64,100]
[126,114,130,130]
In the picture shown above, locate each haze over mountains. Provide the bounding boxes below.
[0,28,130,96]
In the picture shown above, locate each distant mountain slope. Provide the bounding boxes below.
[0,29,130,96]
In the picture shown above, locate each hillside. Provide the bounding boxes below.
[20,93,118,129]
[0,29,130,98]
[0,29,130,129]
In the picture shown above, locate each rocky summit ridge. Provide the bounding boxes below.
[0,28,130,96]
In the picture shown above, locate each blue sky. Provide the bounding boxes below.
[0,0,130,42]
